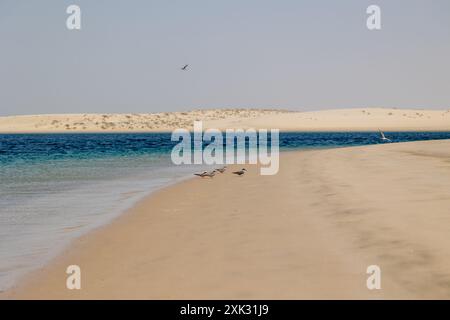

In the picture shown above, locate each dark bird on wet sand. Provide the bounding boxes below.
[181,64,189,71]
[194,171,215,178]
[232,168,247,176]
[215,166,227,173]
[194,171,207,177]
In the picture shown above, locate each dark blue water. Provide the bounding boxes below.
[2,131,450,166]
[278,131,450,149]
[1,131,450,291]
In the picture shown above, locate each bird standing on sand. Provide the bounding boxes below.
[181,64,189,71]
[232,168,247,176]
[379,130,392,142]
[215,166,227,173]
[194,171,208,177]
[194,171,215,178]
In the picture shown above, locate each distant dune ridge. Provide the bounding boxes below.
[0,108,450,133]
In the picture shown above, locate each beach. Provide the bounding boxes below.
[3,139,450,299]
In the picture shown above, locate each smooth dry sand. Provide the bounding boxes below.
[4,140,450,299]
[1,108,450,133]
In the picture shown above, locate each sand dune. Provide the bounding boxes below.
[0,108,449,133]
[0,109,286,133]
[5,140,450,299]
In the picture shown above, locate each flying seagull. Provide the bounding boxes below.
[181,64,189,71]
[232,168,247,176]
[379,130,391,142]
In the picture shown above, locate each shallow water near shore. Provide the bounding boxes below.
[1,132,450,291]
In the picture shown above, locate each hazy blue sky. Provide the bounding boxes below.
[0,0,449,116]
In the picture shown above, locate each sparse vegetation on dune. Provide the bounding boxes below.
[0,109,289,132]
[0,108,448,133]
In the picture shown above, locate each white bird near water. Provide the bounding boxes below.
[379,130,392,142]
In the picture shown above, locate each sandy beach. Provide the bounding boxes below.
[3,139,450,299]
[1,108,450,133]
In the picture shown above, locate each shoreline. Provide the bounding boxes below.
[1,176,207,298]
[3,139,450,299]
[0,165,204,294]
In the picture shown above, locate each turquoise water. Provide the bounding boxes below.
[1,132,450,291]
[0,134,209,291]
